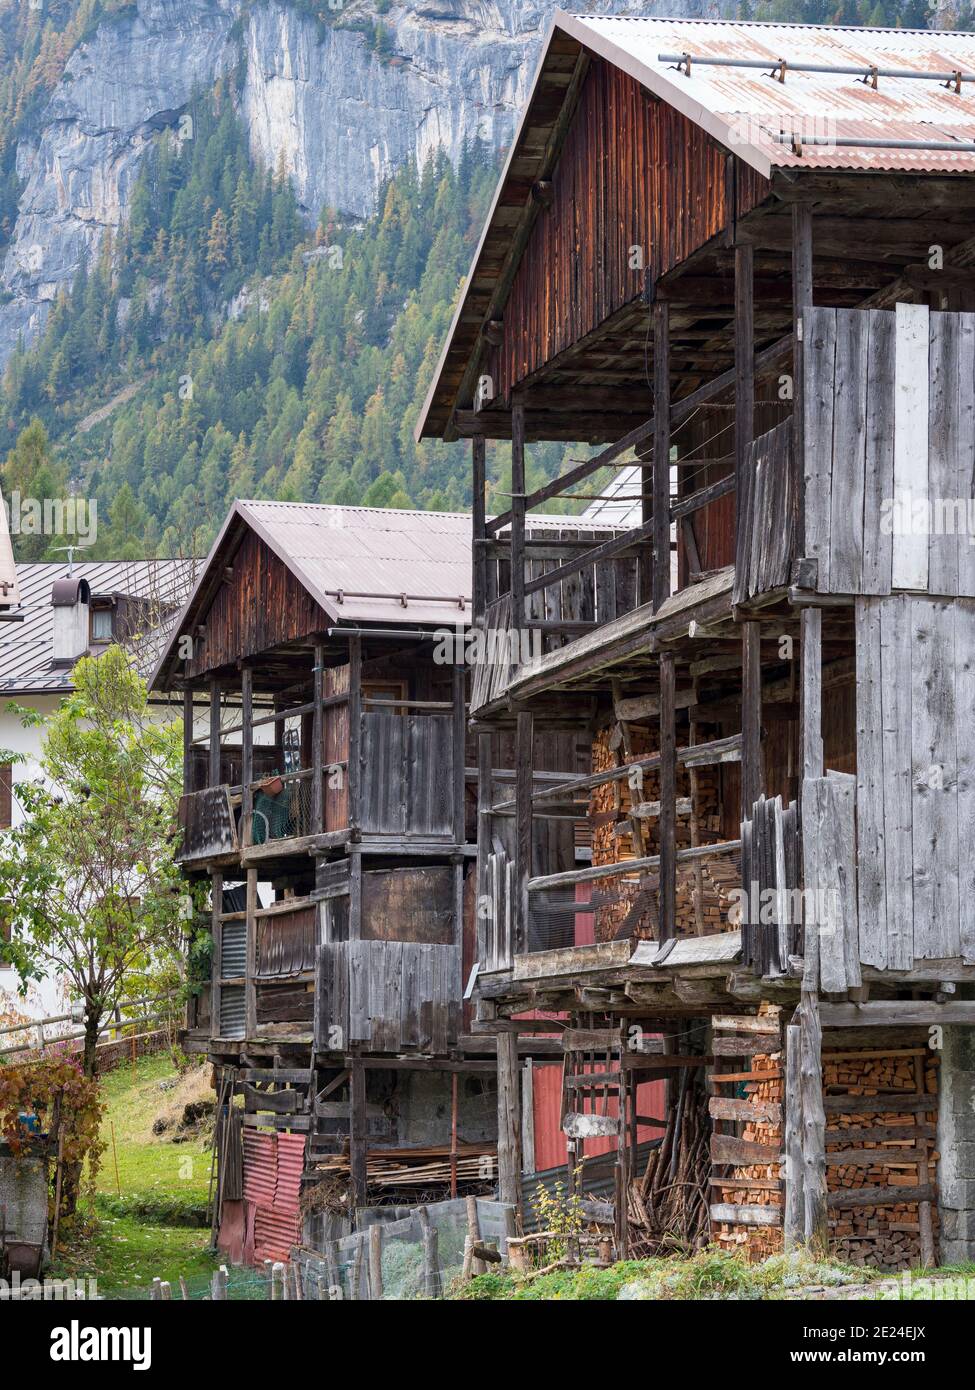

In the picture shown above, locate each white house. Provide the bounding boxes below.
[0,545,193,1022]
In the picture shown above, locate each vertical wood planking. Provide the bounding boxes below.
[879,595,915,969]
[854,599,887,967]
[803,307,835,587]
[928,311,959,596]
[957,314,975,597]
[892,303,929,592]
[828,309,868,593]
[955,600,975,962]
[910,595,960,959]
[862,310,895,596]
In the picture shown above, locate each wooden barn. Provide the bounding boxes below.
[151,501,524,1261]
[418,13,975,1270]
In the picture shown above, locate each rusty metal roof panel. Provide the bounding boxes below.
[564,13,975,175]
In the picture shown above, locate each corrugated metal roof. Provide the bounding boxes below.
[564,13,975,176]
[242,500,475,628]
[580,465,643,527]
[0,559,193,694]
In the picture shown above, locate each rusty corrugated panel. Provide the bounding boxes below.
[253,1206,302,1264]
[242,1130,307,1265]
[242,1130,277,1207]
[572,15,975,176]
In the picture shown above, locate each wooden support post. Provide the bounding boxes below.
[350,1056,368,1212]
[792,203,813,541]
[801,607,824,781]
[783,1021,804,1250]
[658,652,676,942]
[241,664,253,848]
[652,299,671,611]
[476,731,493,966]
[368,1223,383,1300]
[510,394,526,636]
[348,633,361,832]
[741,621,763,816]
[515,710,533,954]
[208,678,221,788]
[311,642,324,835]
[497,1031,522,1212]
[472,435,487,625]
[182,685,193,789]
[799,988,828,1252]
[417,1206,441,1298]
[452,656,466,846]
[244,868,257,1039]
[735,241,755,562]
[210,871,223,1041]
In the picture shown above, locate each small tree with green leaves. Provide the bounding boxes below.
[0,646,187,1077]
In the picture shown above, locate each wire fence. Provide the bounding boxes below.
[98,1198,517,1301]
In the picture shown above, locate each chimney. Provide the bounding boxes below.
[51,576,91,666]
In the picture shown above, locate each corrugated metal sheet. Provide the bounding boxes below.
[242,1130,306,1265]
[219,983,246,1040]
[221,921,247,978]
[569,15,975,175]
[0,559,192,693]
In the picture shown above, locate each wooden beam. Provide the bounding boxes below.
[783,1021,803,1250]
[515,710,533,954]
[653,299,671,612]
[208,678,221,788]
[658,652,676,942]
[348,634,361,832]
[735,240,755,567]
[241,665,253,849]
[741,621,763,815]
[311,644,324,835]
[497,1032,522,1210]
[511,395,526,635]
[472,435,487,625]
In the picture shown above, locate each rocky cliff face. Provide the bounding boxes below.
[0,0,713,364]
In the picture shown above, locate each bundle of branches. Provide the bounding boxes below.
[628,1064,710,1257]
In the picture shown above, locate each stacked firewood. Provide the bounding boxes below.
[713,1042,784,1261]
[588,727,726,941]
[826,1050,939,1272]
[713,1036,940,1270]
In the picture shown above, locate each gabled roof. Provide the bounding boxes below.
[416,12,975,441]
[150,501,477,689]
[562,14,975,178]
[0,559,193,695]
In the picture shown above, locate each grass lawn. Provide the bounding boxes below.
[52,1051,220,1298]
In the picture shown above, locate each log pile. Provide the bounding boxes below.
[713,1011,784,1262]
[310,1143,497,1194]
[712,1027,940,1271]
[629,1056,711,1256]
[588,727,730,941]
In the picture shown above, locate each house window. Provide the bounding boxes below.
[90,605,114,643]
[0,762,11,830]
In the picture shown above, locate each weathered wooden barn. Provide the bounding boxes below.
[151,501,523,1261]
[418,14,975,1270]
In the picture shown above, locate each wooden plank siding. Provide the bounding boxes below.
[804,305,975,598]
[182,527,329,679]
[854,594,975,968]
[492,59,768,404]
